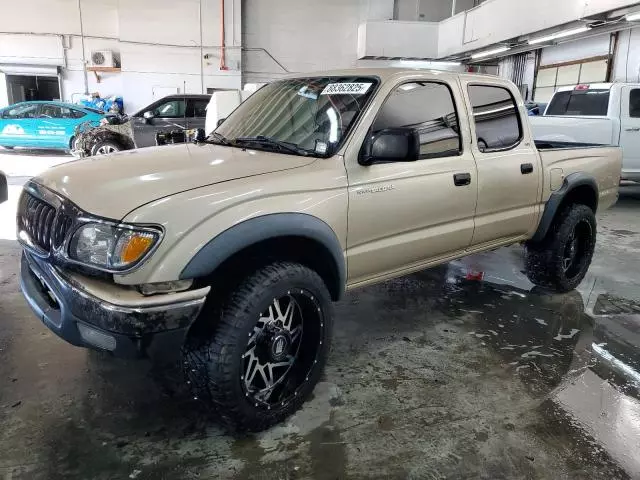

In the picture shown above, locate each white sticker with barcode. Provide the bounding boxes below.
[321,82,372,95]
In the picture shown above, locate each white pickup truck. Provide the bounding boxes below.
[530,83,640,182]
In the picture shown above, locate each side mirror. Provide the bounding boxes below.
[143,111,155,123]
[217,117,226,127]
[359,128,420,166]
[194,128,207,143]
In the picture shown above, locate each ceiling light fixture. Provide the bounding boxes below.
[626,12,640,21]
[470,46,511,59]
[397,60,462,68]
[528,26,591,45]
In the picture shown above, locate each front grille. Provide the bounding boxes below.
[53,214,73,248]
[18,192,58,252]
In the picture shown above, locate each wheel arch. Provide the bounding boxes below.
[179,213,346,301]
[531,172,598,243]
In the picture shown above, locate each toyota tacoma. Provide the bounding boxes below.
[18,69,621,431]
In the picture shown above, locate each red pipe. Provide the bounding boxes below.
[220,0,228,70]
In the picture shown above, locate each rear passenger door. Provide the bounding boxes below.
[460,80,541,247]
[619,86,640,178]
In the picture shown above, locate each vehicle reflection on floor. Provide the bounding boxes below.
[440,247,640,477]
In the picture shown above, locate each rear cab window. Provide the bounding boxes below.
[545,88,611,116]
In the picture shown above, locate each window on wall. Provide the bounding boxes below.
[534,59,608,103]
[372,82,461,159]
[467,85,522,151]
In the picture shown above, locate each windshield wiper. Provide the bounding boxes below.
[234,135,311,156]
[206,132,232,146]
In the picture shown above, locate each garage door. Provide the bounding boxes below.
[534,58,608,103]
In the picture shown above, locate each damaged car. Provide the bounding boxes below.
[73,94,209,156]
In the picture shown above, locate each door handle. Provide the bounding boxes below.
[521,163,534,174]
[453,173,471,186]
[625,127,640,132]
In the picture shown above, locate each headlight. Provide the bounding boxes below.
[69,223,161,271]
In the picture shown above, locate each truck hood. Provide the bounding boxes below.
[34,143,316,219]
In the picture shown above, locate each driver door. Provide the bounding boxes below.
[0,103,42,148]
[133,98,188,148]
[345,80,478,286]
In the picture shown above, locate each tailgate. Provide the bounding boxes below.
[538,145,622,211]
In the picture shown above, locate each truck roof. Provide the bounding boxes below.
[283,68,500,83]
[555,83,614,92]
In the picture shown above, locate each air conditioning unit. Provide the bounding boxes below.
[90,50,115,67]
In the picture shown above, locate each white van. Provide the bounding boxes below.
[530,83,640,181]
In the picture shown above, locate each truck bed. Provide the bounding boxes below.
[535,140,611,150]
[538,145,622,212]
[529,115,616,146]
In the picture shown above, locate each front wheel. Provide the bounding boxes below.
[183,262,333,432]
[525,204,596,292]
[91,140,122,156]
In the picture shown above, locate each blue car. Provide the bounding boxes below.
[0,101,108,151]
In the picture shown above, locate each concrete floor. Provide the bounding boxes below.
[2,156,640,478]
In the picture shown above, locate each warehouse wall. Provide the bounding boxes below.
[540,34,611,66]
[613,27,640,83]
[439,0,640,57]
[242,0,394,83]
[0,0,241,112]
[394,0,477,22]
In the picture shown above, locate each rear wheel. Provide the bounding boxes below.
[91,140,122,156]
[525,204,596,292]
[183,262,333,432]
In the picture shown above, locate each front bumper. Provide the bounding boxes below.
[20,251,209,359]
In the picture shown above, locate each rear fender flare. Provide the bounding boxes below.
[531,172,598,242]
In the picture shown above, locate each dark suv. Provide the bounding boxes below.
[74,94,210,156]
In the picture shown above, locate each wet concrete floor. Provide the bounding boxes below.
[2,187,640,479]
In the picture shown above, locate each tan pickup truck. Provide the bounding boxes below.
[17,69,621,431]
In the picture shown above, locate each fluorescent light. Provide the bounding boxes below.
[397,60,462,68]
[627,12,640,21]
[528,26,591,45]
[471,46,510,59]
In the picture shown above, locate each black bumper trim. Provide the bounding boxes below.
[20,252,207,359]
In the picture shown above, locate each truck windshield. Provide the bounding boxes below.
[214,76,378,156]
[545,89,610,116]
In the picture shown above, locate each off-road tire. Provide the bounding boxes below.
[525,204,596,292]
[183,262,333,432]
[91,140,122,156]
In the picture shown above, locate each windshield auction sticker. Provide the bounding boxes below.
[321,83,372,95]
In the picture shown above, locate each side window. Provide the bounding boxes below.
[467,85,522,152]
[630,89,640,118]
[153,100,185,118]
[4,104,40,119]
[190,99,209,117]
[372,81,461,159]
[39,105,63,118]
[68,108,86,119]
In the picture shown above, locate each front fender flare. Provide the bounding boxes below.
[179,213,346,298]
[531,172,598,243]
